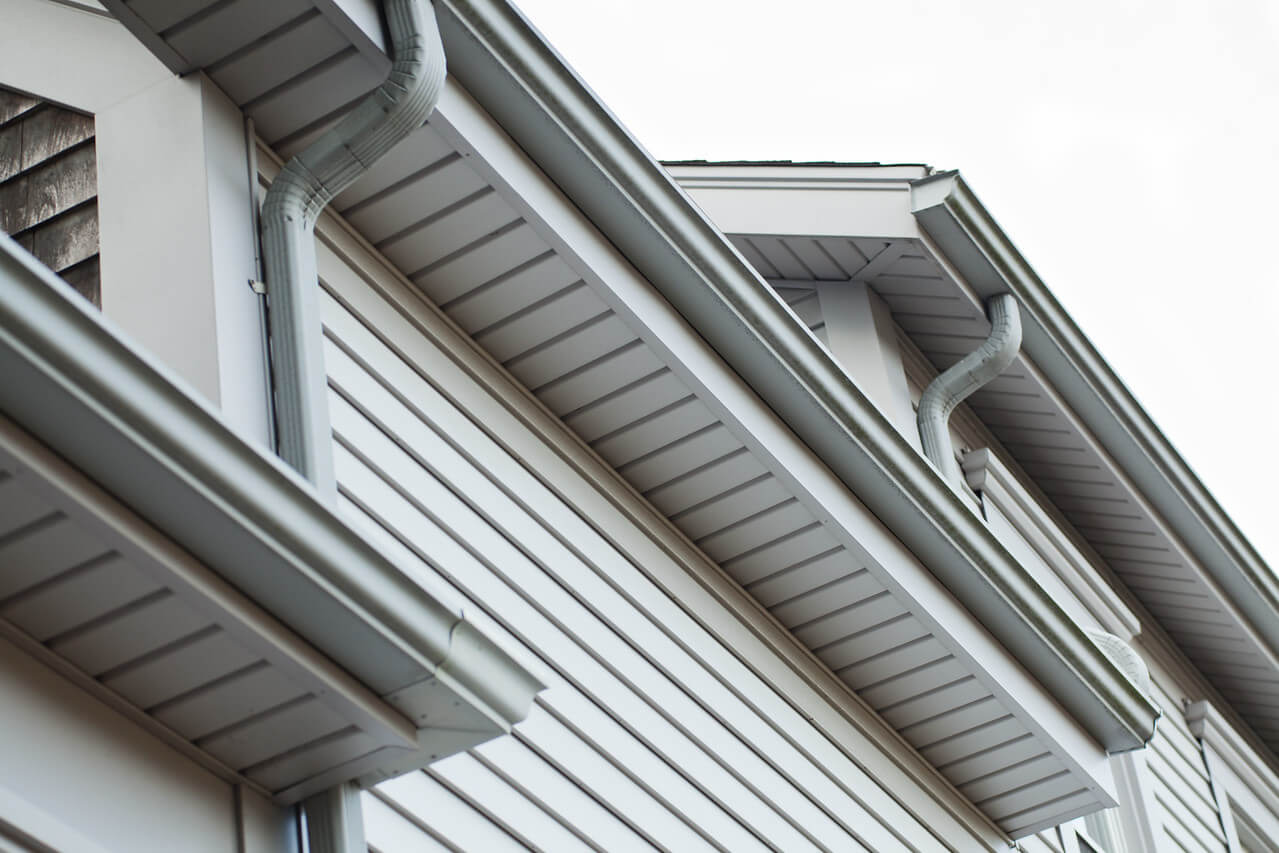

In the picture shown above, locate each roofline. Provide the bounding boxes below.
[433,0,1159,750]
[912,170,1279,667]
[0,232,540,731]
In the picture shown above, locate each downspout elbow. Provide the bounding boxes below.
[917,293,1022,486]
[261,0,446,495]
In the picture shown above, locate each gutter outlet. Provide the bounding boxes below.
[260,0,446,495]
[917,293,1022,487]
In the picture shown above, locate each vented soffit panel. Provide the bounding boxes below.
[0,233,543,802]
[98,0,391,151]
[425,0,1157,754]
[667,163,1279,766]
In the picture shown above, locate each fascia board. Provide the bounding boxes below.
[912,172,1279,672]
[433,0,1159,751]
[666,167,923,238]
[0,232,539,727]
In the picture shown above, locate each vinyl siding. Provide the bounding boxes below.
[313,221,971,853]
[1145,657,1229,853]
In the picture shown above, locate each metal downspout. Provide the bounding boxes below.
[917,293,1022,487]
[260,0,446,498]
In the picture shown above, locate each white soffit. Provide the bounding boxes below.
[0,233,542,803]
[668,163,1279,760]
[98,0,390,151]
[314,81,1121,837]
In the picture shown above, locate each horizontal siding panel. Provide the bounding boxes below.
[362,791,453,853]
[473,736,655,852]
[319,276,925,852]
[375,773,528,852]
[326,389,867,853]
[428,753,597,853]
[513,707,720,852]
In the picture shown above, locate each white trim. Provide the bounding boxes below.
[1186,700,1279,852]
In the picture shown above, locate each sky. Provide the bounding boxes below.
[512,0,1279,572]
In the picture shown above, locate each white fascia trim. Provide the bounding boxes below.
[912,172,1279,681]
[432,0,1159,753]
[0,232,541,743]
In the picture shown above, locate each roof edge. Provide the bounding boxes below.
[0,232,540,728]
[911,172,1279,667]
[434,0,1159,752]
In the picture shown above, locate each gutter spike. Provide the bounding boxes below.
[917,293,1022,487]
[261,0,447,496]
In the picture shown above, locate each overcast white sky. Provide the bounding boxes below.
[514,0,1279,571]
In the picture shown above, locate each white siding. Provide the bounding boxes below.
[314,224,973,853]
[1145,657,1229,853]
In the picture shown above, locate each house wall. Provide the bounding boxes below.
[0,0,270,448]
[0,634,296,853]
[307,199,1005,851]
[1142,653,1231,852]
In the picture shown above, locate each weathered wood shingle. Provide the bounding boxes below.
[0,87,99,306]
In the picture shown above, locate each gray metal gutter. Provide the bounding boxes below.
[911,170,1279,678]
[430,0,1159,752]
[0,230,540,729]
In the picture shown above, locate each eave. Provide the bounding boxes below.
[912,171,1279,746]
[913,170,1279,662]
[429,0,1158,754]
[0,232,541,799]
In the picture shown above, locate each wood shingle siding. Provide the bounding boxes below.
[0,87,99,306]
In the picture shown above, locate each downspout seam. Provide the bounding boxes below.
[261,0,446,496]
[917,292,1022,487]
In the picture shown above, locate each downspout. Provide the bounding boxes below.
[260,0,446,498]
[917,293,1022,487]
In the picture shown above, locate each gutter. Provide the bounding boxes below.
[0,230,540,739]
[911,172,1279,671]
[430,0,1159,751]
[262,0,447,496]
